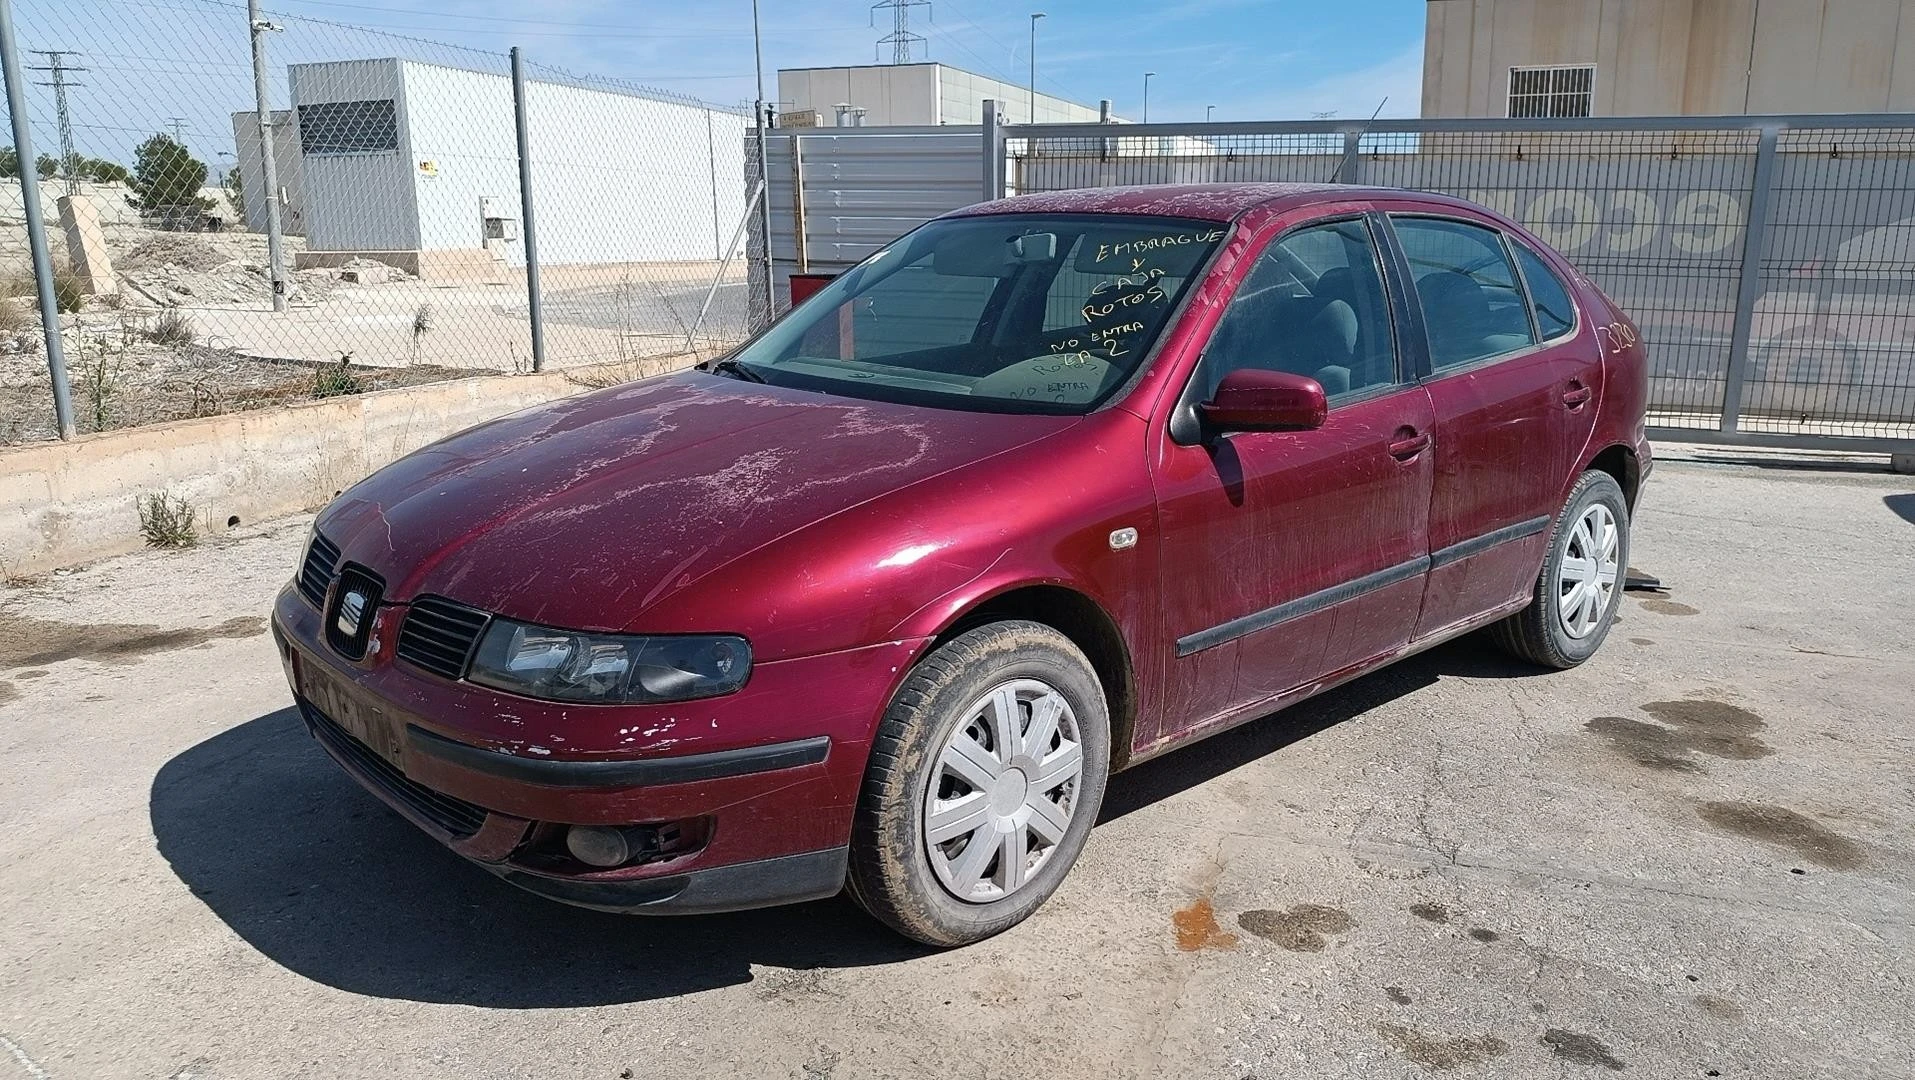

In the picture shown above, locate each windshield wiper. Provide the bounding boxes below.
[706,357,767,384]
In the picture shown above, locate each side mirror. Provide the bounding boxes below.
[1198,369,1327,432]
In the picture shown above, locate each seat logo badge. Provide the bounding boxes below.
[1109,527,1138,551]
[336,589,369,638]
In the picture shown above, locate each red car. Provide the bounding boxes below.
[272,184,1649,946]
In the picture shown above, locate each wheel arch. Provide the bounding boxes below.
[926,583,1140,772]
[1585,443,1641,512]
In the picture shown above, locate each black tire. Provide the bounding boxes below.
[1490,470,1630,669]
[847,620,1110,947]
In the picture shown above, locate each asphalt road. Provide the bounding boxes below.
[1,455,1910,1079]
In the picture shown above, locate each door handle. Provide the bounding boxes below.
[1388,431,1430,460]
[1562,380,1592,407]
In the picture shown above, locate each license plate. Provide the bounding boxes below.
[297,656,403,765]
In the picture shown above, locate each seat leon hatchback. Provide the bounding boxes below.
[272,183,1649,946]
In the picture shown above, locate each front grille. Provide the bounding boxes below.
[304,704,488,839]
[397,596,490,680]
[297,532,342,608]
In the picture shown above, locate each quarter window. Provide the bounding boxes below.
[1196,219,1397,402]
[1393,217,1537,371]
[1513,242,1576,340]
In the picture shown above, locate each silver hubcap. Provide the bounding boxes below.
[1557,502,1620,639]
[924,679,1083,904]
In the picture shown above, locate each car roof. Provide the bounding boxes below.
[947,182,1472,224]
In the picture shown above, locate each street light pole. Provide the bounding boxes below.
[751,0,775,325]
[1028,13,1044,125]
[1143,71,1155,123]
[1206,104,1215,122]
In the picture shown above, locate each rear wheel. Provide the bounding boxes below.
[1490,470,1629,669]
[847,621,1110,946]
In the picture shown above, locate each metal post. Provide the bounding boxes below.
[790,133,808,274]
[1142,72,1154,123]
[0,0,74,439]
[751,0,776,325]
[705,109,721,258]
[981,98,1003,201]
[509,47,545,372]
[1337,128,1362,184]
[1720,124,1780,434]
[247,0,288,313]
[1028,13,1045,125]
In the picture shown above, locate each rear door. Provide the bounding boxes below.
[1382,212,1574,640]
[1148,213,1435,743]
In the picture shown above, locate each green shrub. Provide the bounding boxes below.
[138,493,198,549]
[144,308,195,346]
[312,353,362,398]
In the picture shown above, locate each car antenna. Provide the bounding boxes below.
[1325,96,1388,184]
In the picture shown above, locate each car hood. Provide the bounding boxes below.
[317,372,1077,631]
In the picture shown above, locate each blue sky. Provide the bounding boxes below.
[12,0,1425,166]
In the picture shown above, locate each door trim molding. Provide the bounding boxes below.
[1176,555,1429,657]
[1174,514,1551,658]
[1428,515,1550,570]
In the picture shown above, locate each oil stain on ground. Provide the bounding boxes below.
[1639,598,1700,616]
[1696,801,1865,870]
[1385,986,1413,1005]
[1586,699,1773,772]
[0,614,266,670]
[1172,896,1239,951]
[1377,1023,1508,1069]
[1695,994,1744,1021]
[1409,902,1451,924]
[0,682,17,706]
[1540,1029,1626,1070]
[1467,927,1500,942]
[1237,904,1355,952]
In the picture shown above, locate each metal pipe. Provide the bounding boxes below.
[751,0,776,326]
[685,179,764,354]
[509,47,545,372]
[0,0,74,439]
[1142,72,1154,123]
[790,133,808,274]
[247,0,288,313]
[981,98,1001,201]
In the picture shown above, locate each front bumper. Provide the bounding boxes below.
[274,585,924,914]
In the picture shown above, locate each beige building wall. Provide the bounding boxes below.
[1424,0,1915,117]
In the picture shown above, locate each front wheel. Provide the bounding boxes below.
[847,620,1110,946]
[1490,470,1630,669]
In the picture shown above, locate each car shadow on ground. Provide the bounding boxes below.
[1886,493,1915,525]
[150,638,1530,1008]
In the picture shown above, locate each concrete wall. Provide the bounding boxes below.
[291,59,419,252]
[0,371,602,577]
[1423,0,1915,117]
[778,64,1108,126]
[229,109,307,237]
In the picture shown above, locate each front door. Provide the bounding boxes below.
[1149,215,1435,747]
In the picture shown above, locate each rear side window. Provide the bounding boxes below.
[1513,242,1576,340]
[1393,217,1537,371]
[1196,218,1398,402]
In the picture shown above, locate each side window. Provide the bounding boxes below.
[1513,242,1576,340]
[1393,217,1538,371]
[1197,218,1397,402]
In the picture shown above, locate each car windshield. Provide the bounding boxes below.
[719,213,1228,414]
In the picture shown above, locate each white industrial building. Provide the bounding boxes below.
[260,58,748,278]
[778,63,1111,126]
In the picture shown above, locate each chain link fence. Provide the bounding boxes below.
[1002,117,1915,449]
[1,0,770,444]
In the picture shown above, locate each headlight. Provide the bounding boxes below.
[467,618,751,704]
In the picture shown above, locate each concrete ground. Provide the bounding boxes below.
[0,455,1910,1080]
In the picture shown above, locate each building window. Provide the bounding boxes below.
[298,99,399,155]
[1507,66,1593,118]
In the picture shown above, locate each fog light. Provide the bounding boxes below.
[565,825,632,868]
